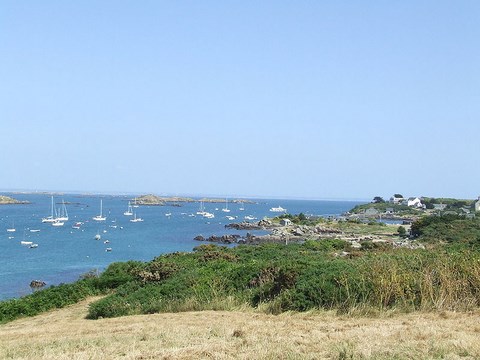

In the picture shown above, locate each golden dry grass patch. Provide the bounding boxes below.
[1,298,480,359]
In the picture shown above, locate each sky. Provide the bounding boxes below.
[1,1,479,200]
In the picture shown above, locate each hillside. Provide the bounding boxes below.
[1,297,479,359]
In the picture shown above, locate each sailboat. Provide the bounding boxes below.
[56,199,69,221]
[92,199,107,221]
[221,198,231,212]
[196,201,207,215]
[42,196,56,223]
[123,201,133,216]
[133,197,139,208]
[130,212,144,222]
[6,221,16,232]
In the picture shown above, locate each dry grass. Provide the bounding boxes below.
[1,297,480,359]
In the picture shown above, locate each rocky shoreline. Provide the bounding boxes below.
[195,218,424,250]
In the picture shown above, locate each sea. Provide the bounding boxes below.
[0,193,364,301]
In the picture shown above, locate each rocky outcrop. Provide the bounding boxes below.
[194,234,242,244]
[30,280,46,288]
[135,194,166,206]
[225,222,262,230]
[225,219,277,230]
[0,195,29,205]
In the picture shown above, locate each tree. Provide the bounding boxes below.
[397,226,407,237]
[372,196,385,203]
[393,194,404,199]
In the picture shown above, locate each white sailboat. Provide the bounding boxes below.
[42,196,56,223]
[133,197,139,208]
[130,212,144,222]
[6,221,16,232]
[92,199,107,221]
[56,199,69,221]
[196,201,207,215]
[123,201,133,216]
[221,198,231,213]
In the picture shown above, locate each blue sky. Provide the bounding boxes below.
[1,1,479,200]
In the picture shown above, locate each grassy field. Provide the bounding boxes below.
[1,297,480,359]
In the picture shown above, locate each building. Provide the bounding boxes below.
[280,219,292,226]
[407,197,423,208]
[390,194,404,204]
[475,197,480,212]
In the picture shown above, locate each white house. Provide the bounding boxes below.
[475,197,480,212]
[407,197,423,208]
[390,194,404,204]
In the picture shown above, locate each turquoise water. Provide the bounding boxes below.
[0,193,363,300]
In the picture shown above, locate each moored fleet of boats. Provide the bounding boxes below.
[5,196,287,251]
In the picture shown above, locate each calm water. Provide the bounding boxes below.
[0,193,363,300]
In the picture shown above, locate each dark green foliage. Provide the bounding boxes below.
[372,196,385,203]
[397,226,407,236]
[0,279,100,324]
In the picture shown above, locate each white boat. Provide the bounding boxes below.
[123,201,133,216]
[56,199,69,221]
[133,197,139,208]
[130,213,144,222]
[165,213,172,217]
[239,204,245,211]
[269,206,287,213]
[42,196,57,223]
[196,201,207,216]
[29,243,38,248]
[221,198,231,213]
[21,241,33,245]
[94,232,101,240]
[6,222,16,233]
[244,215,257,221]
[51,220,64,227]
[226,216,236,220]
[72,222,82,229]
[92,199,107,221]
[29,229,41,233]
[203,212,215,219]
[105,247,112,252]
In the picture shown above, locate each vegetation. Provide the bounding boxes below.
[349,201,420,216]
[2,210,480,325]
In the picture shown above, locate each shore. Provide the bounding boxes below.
[195,218,419,250]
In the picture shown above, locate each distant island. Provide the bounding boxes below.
[134,194,255,206]
[0,195,29,205]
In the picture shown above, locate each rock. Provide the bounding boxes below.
[258,219,272,227]
[292,228,305,236]
[194,235,205,241]
[204,234,240,244]
[30,280,46,288]
[225,221,262,230]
